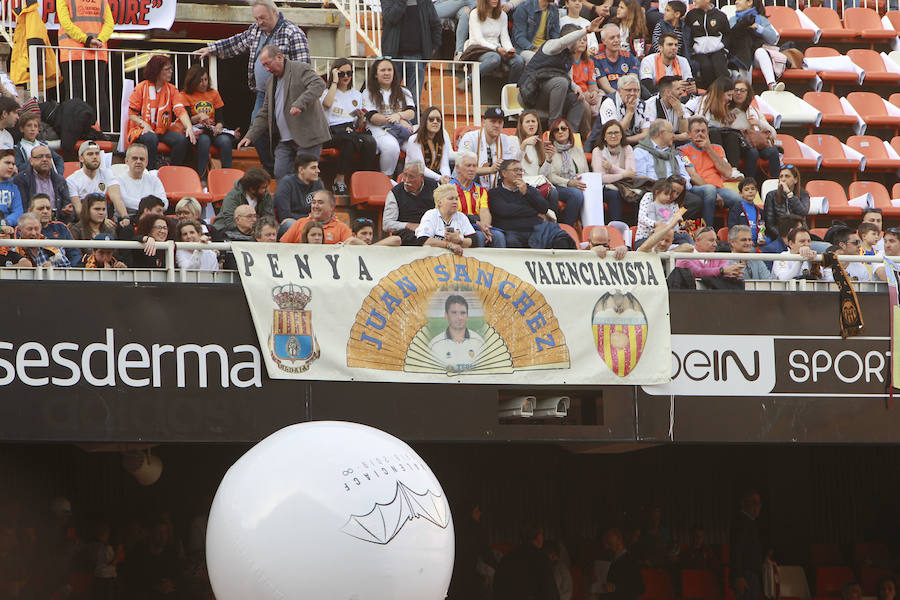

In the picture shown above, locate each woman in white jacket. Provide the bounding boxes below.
[175,219,219,271]
[405,106,453,183]
[464,0,525,81]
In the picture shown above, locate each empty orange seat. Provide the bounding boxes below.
[843,7,897,42]
[640,568,676,600]
[157,166,213,203]
[766,6,816,40]
[350,170,393,208]
[803,134,861,171]
[815,566,856,597]
[682,569,721,600]
[886,10,900,31]
[803,7,856,40]
[811,544,844,566]
[559,223,580,245]
[848,49,900,84]
[807,181,862,217]
[207,168,245,202]
[861,567,893,596]
[802,92,859,128]
[847,135,900,170]
[849,181,900,218]
[847,92,900,132]
[810,227,829,239]
[853,542,891,565]
[775,134,821,170]
[804,47,860,85]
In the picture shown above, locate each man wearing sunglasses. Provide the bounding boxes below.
[13,145,74,223]
[822,227,870,283]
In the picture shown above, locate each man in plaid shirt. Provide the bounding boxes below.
[197,0,310,174]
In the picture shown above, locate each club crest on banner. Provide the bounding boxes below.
[592,291,647,377]
[269,284,319,374]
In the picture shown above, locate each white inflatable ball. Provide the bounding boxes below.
[206,421,455,600]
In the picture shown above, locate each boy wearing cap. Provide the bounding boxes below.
[78,232,126,268]
[457,107,519,189]
[66,141,126,218]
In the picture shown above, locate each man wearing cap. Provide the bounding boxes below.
[457,108,520,190]
[66,141,126,218]
[78,232,126,268]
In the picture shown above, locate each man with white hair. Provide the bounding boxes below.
[728,224,771,280]
[588,73,649,150]
[451,151,504,248]
[197,0,310,174]
[15,212,71,267]
[382,161,438,245]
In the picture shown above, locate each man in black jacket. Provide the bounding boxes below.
[730,489,763,600]
[493,524,559,600]
[12,146,73,222]
[486,159,558,248]
[380,0,440,105]
[600,528,644,600]
[273,153,324,224]
[682,0,730,89]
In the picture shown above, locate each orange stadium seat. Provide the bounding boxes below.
[453,124,479,150]
[63,161,80,178]
[843,7,897,43]
[847,135,900,170]
[640,568,676,600]
[810,227,829,239]
[886,10,900,31]
[682,569,721,600]
[807,180,862,217]
[802,134,862,171]
[766,6,817,40]
[802,92,859,128]
[849,181,900,218]
[350,171,392,208]
[775,134,821,170]
[559,223,580,245]
[853,542,891,565]
[816,566,855,597]
[803,7,856,41]
[848,49,900,84]
[207,168,245,202]
[804,47,860,86]
[74,139,115,153]
[717,227,729,241]
[157,166,213,203]
[847,92,900,133]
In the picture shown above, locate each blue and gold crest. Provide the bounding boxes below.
[268,284,319,373]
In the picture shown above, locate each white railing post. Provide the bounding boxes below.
[166,243,176,282]
[28,45,39,101]
[349,0,359,56]
[471,62,482,127]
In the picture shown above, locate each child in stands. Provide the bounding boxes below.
[650,0,685,55]
[635,179,692,247]
[0,149,23,227]
[14,113,64,175]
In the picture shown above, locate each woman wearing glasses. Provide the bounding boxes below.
[547,118,587,227]
[132,213,171,268]
[406,106,452,184]
[730,78,780,182]
[126,54,196,169]
[321,58,377,194]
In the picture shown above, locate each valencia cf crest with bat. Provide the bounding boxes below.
[592,291,648,377]
[269,284,319,374]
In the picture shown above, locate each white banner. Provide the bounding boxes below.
[24,0,176,31]
[233,244,672,385]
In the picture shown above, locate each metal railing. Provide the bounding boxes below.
[310,55,482,129]
[0,239,894,290]
[329,0,382,55]
[27,45,217,136]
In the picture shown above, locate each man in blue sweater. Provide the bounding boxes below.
[486,159,557,248]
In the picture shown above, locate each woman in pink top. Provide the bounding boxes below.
[675,226,743,279]
[591,119,634,222]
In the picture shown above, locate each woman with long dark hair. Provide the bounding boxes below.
[731,78,780,181]
[321,58,377,194]
[132,213,171,268]
[180,63,233,180]
[516,110,553,185]
[406,106,453,183]
[547,118,587,226]
[69,193,115,240]
[614,0,648,57]
[362,58,416,176]
[126,54,196,169]
[763,165,809,242]
[591,119,632,223]
[696,76,744,170]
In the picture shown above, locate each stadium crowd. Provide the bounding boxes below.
[0,0,892,285]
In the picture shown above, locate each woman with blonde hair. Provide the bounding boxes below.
[415,182,477,255]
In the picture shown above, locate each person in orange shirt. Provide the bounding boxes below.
[180,64,234,181]
[126,55,196,170]
[679,116,740,227]
[280,189,365,244]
